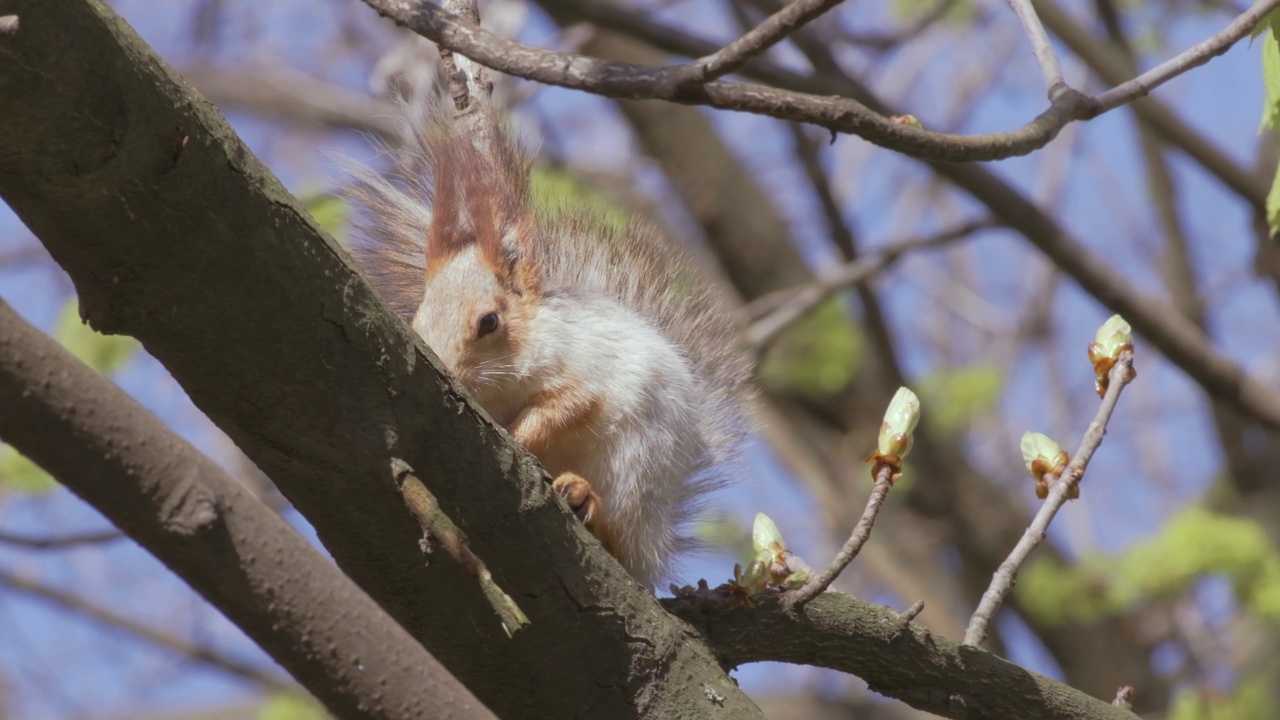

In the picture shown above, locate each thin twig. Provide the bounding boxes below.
[686,0,845,83]
[894,599,926,628]
[0,528,125,549]
[1093,0,1280,112]
[1004,0,1068,99]
[439,0,499,151]
[788,123,858,260]
[0,567,290,689]
[744,220,992,349]
[963,351,1137,646]
[439,0,480,112]
[391,459,530,637]
[783,464,896,611]
[1025,0,1264,208]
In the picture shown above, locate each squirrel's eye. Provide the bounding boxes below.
[476,312,501,338]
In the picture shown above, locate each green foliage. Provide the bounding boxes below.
[0,445,56,494]
[1266,168,1280,241]
[1256,13,1280,237]
[1018,508,1280,625]
[1015,554,1112,624]
[890,0,975,26]
[1167,678,1277,720]
[1,300,139,495]
[54,301,138,375]
[697,515,753,565]
[758,298,863,397]
[303,192,349,245]
[530,166,630,234]
[914,365,1002,435]
[1250,6,1280,40]
[258,692,329,720]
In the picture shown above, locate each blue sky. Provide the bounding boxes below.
[1,0,1276,716]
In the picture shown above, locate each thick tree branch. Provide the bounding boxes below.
[0,3,764,718]
[665,591,1140,720]
[0,300,495,720]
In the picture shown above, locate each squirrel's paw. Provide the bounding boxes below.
[552,472,623,562]
[552,472,601,525]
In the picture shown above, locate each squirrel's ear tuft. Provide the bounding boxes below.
[424,148,461,277]
[421,115,541,292]
[510,222,543,297]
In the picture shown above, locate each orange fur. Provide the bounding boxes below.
[508,388,602,458]
[422,133,542,298]
[551,471,618,556]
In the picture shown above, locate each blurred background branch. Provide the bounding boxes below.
[3,0,1279,717]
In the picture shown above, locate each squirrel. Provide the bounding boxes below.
[345,101,750,587]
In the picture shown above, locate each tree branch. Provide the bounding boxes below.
[361,0,1089,162]
[964,351,1137,646]
[0,3,765,718]
[1004,0,1068,99]
[1092,0,1277,113]
[180,64,401,139]
[0,300,495,720]
[358,0,1278,163]
[744,219,992,349]
[0,567,289,690]
[544,1,1169,702]
[783,464,896,610]
[686,0,845,83]
[665,590,1140,720]
[0,528,125,549]
[590,5,1280,432]
[392,459,530,636]
[1028,0,1266,209]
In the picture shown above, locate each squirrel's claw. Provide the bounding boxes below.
[553,472,623,563]
[552,472,601,525]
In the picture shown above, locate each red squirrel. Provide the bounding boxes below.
[346,103,750,587]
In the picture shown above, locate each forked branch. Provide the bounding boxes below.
[359,0,1280,162]
[783,463,896,610]
[964,350,1137,646]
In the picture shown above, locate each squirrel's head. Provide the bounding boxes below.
[410,135,541,400]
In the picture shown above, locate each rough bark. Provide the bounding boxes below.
[0,300,495,720]
[669,591,1140,720]
[0,3,762,718]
